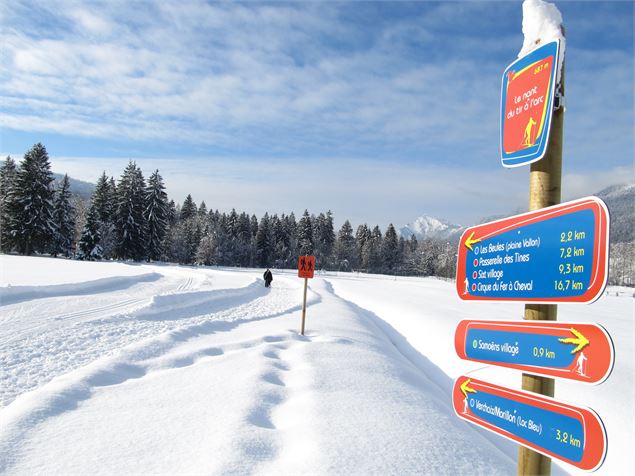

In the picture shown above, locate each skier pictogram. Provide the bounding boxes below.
[522,117,537,147]
[575,351,588,377]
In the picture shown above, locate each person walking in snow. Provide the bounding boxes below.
[263,269,273,288]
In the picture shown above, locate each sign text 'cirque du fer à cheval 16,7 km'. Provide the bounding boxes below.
[454,320,614,384]
[452,376,607,472]
[501,39,560,167]
[455,196,610,303]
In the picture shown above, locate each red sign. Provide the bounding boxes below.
[453,376,607,472]
[501,40,559,167]
[455,197,610,303]
[455,320,614,384]
[298,255,315,279]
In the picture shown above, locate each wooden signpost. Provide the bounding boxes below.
[454,11,613,475]
[298,255,315,335]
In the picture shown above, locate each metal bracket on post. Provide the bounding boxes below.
[553,89,565,111]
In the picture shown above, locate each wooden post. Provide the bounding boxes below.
[300,277,308,335]
[517,65,564,476]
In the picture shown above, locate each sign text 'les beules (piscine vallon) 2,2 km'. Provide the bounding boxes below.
[455,196,609,303]
[452,377,607,472]
[454,320,614,384]
[501,40,559,168]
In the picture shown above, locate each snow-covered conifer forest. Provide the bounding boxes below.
[2,143,633,285]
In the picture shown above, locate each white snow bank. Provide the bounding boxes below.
[0,256,273,407]
[136,279,262,320]
[520,0,566,84]
[0,277,514,475]
[0,272,162,305]
[0,254,157,287]
[328,273,634,476]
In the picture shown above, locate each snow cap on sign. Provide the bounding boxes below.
[519,0,566,83]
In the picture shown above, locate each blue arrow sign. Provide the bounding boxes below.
[456,197,610,303]
[454,320,615,384]
[453,377,607,471]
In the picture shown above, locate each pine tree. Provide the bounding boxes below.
[250,214,259,237]
[198,201,208,217]
[256,212,273,267]
[249,214,259,266]
[335,219,357,271]
[180,194,197,221]
[234,212,250,266]
[51,174,75,257]
[297,209,314,255]
[5,143,56,255]
[184,217,203,264]
[144,170,169,261]
[363,225,383,273]
[115,161,147,261]
[93,172,115,223]
[382,224,399,273]
[314,211,335,268]
[167,200,177,225]
[227,208,239,238]
[403,234,420,275]
[0,156,17,252]
[196,233,218,266]
[284,212,298,267]
[356,224,371,270]
[78,203,103,260]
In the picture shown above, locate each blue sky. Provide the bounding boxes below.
[1,0,633,229]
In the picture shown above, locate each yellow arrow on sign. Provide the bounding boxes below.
[464,232,481,252]
[460,378,477,398]
[558,328,590,354]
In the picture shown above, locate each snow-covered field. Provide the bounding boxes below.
[0,255,632,475]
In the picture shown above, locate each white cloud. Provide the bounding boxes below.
[46,153,628,230]
[0,1,504,155]
[68,8,113,36]
[1,0,632,231]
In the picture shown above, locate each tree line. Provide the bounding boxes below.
[0,143,458,278]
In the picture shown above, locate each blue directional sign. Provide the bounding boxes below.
[455,320,615,384]
[453,377,607,471]
[456,197,609,303]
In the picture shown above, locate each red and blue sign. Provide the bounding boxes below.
[501,40,560,167]
[455,320,614,384]
[456,197,610,303]
[453,376,607,472]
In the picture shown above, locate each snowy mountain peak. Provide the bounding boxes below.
[399,215,465,241]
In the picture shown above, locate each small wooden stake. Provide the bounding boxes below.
[300,277,308,335]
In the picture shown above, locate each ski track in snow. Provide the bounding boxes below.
[0,273,514,475]
[2,259,630,475]
[0,267,306,408]
[0,275,321,475]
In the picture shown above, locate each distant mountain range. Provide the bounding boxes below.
[398,216,465,242]
[596,183,634,243]
[399,183,634,244]
[52,173,95,200]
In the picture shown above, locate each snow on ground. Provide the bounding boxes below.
[0,256,256,406]
[326,272,635,476]
[0,255,633,475]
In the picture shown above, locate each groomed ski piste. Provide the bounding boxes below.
[0,255,633,475]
